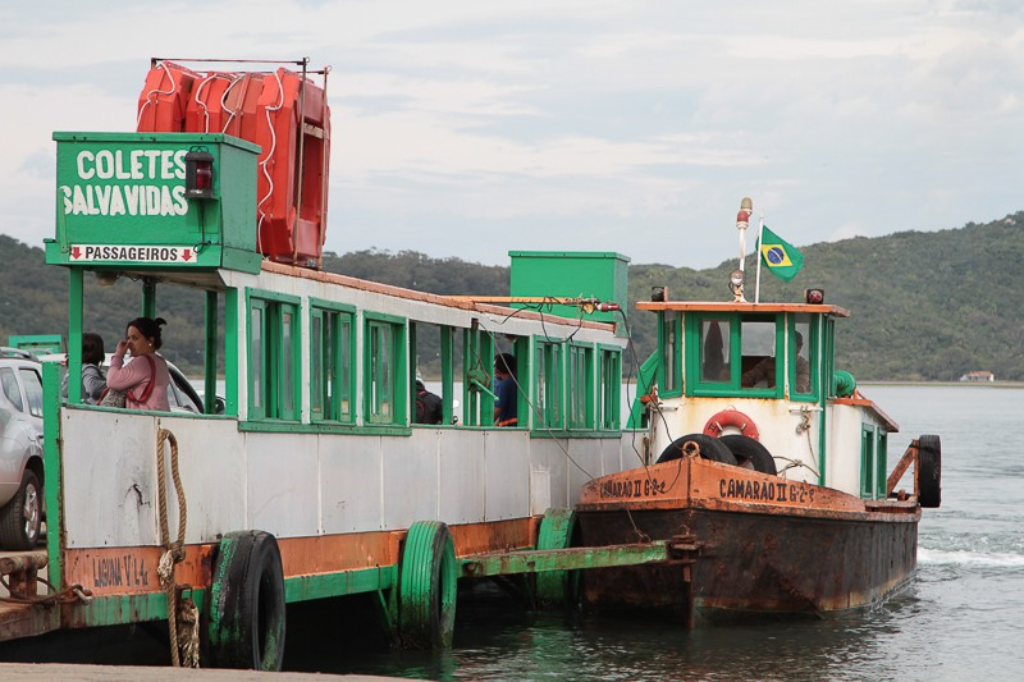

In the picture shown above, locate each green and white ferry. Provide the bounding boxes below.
[9,119,635,669]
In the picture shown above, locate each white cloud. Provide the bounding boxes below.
[0,0,1022,266]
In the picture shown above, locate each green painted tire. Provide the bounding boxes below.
[535,508,579,606]
[207,530,286,671]
[399,521,457,648]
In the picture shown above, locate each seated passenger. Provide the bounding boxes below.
[106,317,171,411]
[494,353,518,427]
[62,332,107,404]
[414,378,443,424]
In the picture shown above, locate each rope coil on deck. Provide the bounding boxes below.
[156,427,198,668]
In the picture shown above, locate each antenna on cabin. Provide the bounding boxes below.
[731,197,753,302]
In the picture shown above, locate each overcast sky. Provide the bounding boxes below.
[2,1,1021,268]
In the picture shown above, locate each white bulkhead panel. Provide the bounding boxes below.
[62,410,246,548]
[483,430,530,521]
[247,431,319,538]
[381,433,440,529]
[320,433,384,533]
[826,403,865,495]
[438,429,486,524]
[528,439,570,509]
[160,414,247,543]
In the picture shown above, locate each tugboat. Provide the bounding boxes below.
[575,199,941,625]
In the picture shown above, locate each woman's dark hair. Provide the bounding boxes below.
[126,317,168,350]
[82,332,105,365]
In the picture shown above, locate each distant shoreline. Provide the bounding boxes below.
[860,380,1024,388]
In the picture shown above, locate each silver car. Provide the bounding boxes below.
[0,348,44,550]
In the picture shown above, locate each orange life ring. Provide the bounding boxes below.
[703,409,760,441]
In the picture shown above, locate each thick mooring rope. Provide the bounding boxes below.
[156,427,197,668]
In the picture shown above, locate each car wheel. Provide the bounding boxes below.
[0,470,42,550]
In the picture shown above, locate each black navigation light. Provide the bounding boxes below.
[651,286,668,302]
[805,288,825,304]
[185,149,215,199]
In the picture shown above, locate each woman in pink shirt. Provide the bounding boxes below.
[106,316,171,411]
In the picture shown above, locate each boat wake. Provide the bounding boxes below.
[918,547,1024,568]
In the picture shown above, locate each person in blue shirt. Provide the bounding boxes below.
[494,353,518,427]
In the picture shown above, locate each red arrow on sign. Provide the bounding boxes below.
[181,249,193,262]
[71,246,82,259]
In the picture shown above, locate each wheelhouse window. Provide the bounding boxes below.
[534,340,564,429]
[688,313,782,397]
[568,343,594,429]
[739,319,778,389]
[248,294,301,420]
[700,319,731,383]
[365,313,406,426]
[659,312,680,396]
[790,314,817,400]
[598,346,621,430]
[311,303,355,423]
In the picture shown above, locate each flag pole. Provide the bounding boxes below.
[754,215,764,304]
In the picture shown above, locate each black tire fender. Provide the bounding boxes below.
[207,530,287,670]
[657,434,737,465]
[918,435,941,508]
[719,434,778,475]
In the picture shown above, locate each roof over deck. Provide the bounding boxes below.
[635,301,850,317]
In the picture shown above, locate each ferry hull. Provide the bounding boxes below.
[576,459,921,624]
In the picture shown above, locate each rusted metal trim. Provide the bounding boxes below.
[0,552,47,577]
[887,440,919,497]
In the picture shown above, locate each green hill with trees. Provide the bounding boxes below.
[2,209,1022,381]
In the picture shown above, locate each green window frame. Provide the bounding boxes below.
[463,326,495,427]
[860,425,876,498]
[598,345,622,430]
[310,300,355,424]
[658,311,682,397]
[568,343,595,429]
[247,291,301,421]
[686,312,782,398]
[364,312,407,426]
[534,338,564,429]
[874,430,888,499]
[788,314,819,403]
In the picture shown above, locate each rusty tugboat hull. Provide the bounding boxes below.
[576,452,924,625]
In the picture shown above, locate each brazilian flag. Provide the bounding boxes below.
[758,226,804,282]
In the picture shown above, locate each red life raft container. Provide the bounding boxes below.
[138,61,331,268]
[253,68,330,266]
[137,61,199,132]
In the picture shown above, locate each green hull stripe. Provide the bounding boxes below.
[67,566,397,628]
[284,566,396,603]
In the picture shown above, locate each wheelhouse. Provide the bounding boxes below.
[637,299,897,499]
[642,301,842,404]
